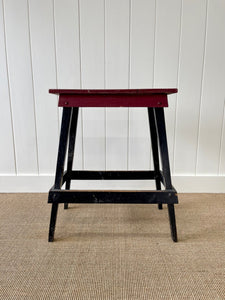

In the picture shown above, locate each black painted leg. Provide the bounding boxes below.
[64,107,79,209]
[154,107,178,242]
[155,173,162,210]
[64,180,70,209]
[48,107,72,242]
[154,108,172,188]
[168,204,178,242]
[148,108,162,210]
[49,203,59,242]
[156,178,162,210]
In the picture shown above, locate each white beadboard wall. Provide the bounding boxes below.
[1,0,225,192]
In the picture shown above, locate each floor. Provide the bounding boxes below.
[0,193,225,299]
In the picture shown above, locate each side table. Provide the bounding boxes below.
[48,89,178,242]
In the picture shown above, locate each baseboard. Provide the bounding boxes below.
[0,174,225,193]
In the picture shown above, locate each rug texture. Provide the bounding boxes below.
[0,193,225,299]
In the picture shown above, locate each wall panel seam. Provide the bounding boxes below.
[195,0,209,175]
[127,0,132,170]
[104,0,107,170]
[52,0,60,136]
[77,0,84,170]
[172,0,183,173]
[152,0,157,89]
[150,0,157,170]
[1,0,17,174]
[27,0,40,174]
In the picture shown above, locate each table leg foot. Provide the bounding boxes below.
[158,204,163,210]
[168,204,178,242]
[48,203,58,242]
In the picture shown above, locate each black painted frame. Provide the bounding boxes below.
[48,107,178,242]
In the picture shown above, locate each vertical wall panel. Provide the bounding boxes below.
[128,108,151,170]
[54,0,82,170]
[54,0,80,89]
[129,0,155,170]
[28,0,58,174]
[79,0,105,170]
[154,0,182,171]
[174,0,207,175]
[105,0,129,170]
[130,0,155,89]
[81,108,105,170]
[1,0,225,189]
[3,0,38,174]
[79,0,104,89]
[196,0,225,175]
[105,0,130,88]
[0,0,15,174]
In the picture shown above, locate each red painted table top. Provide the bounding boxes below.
[49,88,178,108]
